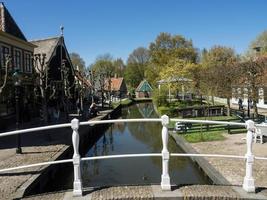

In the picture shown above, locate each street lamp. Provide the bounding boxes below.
[13,69,22,154]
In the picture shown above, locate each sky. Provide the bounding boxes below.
[3,0,267,66]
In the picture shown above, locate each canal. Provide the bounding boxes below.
[81,102,208,187]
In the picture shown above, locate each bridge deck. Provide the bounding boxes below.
[22,185,267,200]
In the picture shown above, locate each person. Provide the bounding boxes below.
[238,98,243,110]
[248,98,253,109]
[88,102,98,118]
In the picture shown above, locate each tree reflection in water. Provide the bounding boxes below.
[81,103,208,187]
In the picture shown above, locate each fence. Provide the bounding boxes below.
[0,116,267,196]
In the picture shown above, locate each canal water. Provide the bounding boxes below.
[81,102,208,187]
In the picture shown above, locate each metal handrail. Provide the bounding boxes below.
[0,116,266,196]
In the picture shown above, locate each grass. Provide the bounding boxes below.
[181,130,226,143]
[168,115,239,129]
[169,115,242,143]
[191,115,237,121]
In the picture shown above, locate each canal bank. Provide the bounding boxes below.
[0,105,121,200]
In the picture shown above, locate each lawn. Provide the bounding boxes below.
[181,130,226,143]
[168,115,242,143]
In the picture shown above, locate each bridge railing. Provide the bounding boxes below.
[0,115,267,196]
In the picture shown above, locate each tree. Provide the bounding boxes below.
[70,52,86,71]
[238,56,267,117]
[159,59,193,100]
[113,58,125,77]
[91,54,115,76]
[248,30,267,56]
[201,46,238,115]
[124,47,150,89]
[147,32,197,86]
[127,47,150,65]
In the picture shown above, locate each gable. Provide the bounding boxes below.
[0,3,27,41]
[136,80,153,92]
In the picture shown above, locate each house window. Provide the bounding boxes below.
[1,45,10,68]
[24,53,32,73]
[14,49,22,71]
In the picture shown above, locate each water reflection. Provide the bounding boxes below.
[81,103,208,187]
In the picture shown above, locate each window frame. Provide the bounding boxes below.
[24,52,32,73]
[13,48,23,71]
[0,44,11,69]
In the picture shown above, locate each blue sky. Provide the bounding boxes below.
[4,0,267,66]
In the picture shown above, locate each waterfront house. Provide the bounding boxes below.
[104,77,128,100]
[135,80,153,98]
[31,33,76,119]
[0,2,36,129]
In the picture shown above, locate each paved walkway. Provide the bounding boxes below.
[191,133,267,188]
[21,185,267,200]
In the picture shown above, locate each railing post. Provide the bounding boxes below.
[161,115,171,190]
[243,120,255,193]
[71,118,83,196]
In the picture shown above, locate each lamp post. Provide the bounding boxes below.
[13,69,22,154]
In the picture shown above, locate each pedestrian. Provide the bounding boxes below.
[248,99,253,109]
[238,98,243,110]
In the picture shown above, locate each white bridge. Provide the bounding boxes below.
[0,116,267,197]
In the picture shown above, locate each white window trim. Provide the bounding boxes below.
[24,52,32,73]
[0,43,11,68]
[13,48,23,72]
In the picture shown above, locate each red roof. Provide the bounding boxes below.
[75,71,92,88]
[104,77,124,91]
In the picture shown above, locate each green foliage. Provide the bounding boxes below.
[147,32,198,87]
[182,131,225,143]
[90,54,125,78]
[158,106,173,116]
[91,59,115,76]
[152,89,168,107]
[113,58,125,77]
[149,32,197,66]
[124,62,145,88]
[124,47,149,88]
[248,30,267,56]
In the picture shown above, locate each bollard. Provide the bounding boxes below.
[71,118,83,196]
[161,115,171,190]
[243,120,255,193]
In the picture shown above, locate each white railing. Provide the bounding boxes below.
[0,115,267,196]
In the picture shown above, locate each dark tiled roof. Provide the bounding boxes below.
[0,2,27,41]
[30,37,60,61]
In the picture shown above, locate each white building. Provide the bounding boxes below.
[232,87,267,109]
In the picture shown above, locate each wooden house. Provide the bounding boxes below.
[135,80,153,98]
